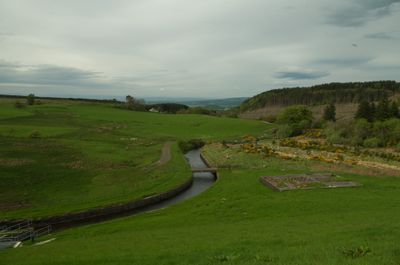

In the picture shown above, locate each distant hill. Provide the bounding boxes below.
[146,97,248,110]
[240,81,400,120]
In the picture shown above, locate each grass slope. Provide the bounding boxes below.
[0,100,268,219]
[1,147,399,264]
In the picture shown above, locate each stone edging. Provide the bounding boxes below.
[1,149,218,231]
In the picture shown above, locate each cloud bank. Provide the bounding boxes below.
[0,0,399,98]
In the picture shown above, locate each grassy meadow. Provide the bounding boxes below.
[1,144,400,264]
[1,98,400,264]
[0,99,267,219]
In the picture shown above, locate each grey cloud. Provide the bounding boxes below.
[275,70,329,80]
[315,57,373,67]
[326,0,400,27]
[0,61,23,68]
[0,61,104,87]
[358,0,400,9]
[365,31,400,40]
[0,1,398,98]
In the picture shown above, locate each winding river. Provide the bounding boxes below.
[0,149,216,249]
[142,149,216,212]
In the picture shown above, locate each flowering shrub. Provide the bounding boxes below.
[304,129,324,138]
[242,135,257,143]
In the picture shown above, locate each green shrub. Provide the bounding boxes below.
[276,106,314,137]
[327,132,348,145]
[277,105,313,124]
[276,125,293,138]
[350,136,363,146]
[312,119,324,129]
[178,139,205,153]
[342,246,371,259]
[373,119,400,146]
[396,143,400,152]
[260,115,276,123]
[363,137,381,148]
[325,121,350,145]
[354,119,371,140]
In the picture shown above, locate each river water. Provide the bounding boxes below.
[140,149,216,212]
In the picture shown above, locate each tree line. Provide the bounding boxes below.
[240,81,400,112]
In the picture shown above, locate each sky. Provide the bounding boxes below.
[0,0,399,99]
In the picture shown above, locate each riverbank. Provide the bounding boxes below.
[0,149,217,232]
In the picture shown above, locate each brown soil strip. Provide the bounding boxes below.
[156,142,172,166]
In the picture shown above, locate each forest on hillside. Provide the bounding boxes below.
[240,81,400,112]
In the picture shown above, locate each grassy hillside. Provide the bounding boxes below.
[0,99,268,219]
[241,103,359,122]
[1,144,399,264]
[240,81,400,120]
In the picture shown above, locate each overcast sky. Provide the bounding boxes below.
[0,0,399,99]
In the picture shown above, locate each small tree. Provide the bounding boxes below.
[26,93,35,105]
[277,105,313,124]
[125,95,146,111]
[390,101,399,118]
[277,105,314,136]
[125,95,134,108]
[355,101,373,122]
[323,103,336,122]
[375,97,390,121]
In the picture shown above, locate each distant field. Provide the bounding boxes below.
[0,100,268,219]
[1,143,399,264]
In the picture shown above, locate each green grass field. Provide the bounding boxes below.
[1,145,400,264]
[0,100,268,219]
[1,99,400,264]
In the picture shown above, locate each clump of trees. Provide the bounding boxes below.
[326,118,400,148]
[276,105,314,137]
[324,97,400,148]
[124,95,146,111]
[148,103,189,114]
[355,98,399,121]
[14,93,37,108]
[120,95,221,116]
[178,139,205,153]
[27,93,35,105]
[177,107,218,116]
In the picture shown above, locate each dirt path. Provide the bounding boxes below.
[156,142,172,166]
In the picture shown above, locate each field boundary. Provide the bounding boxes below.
[0,177,193,230]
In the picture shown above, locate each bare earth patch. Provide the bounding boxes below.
[260,173,361,192]
[155,142,172,166]
[0,158,33,167]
